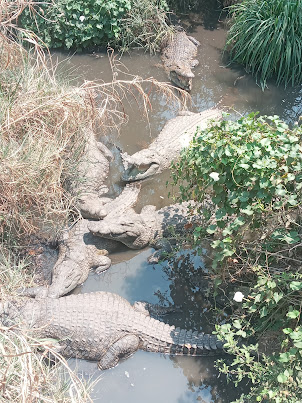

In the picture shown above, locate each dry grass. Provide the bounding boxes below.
[0,245,94,403]
[0,324,93,402]
[0,46,188,241]
[116,0,173,53]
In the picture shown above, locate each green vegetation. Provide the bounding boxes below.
[172,113,302,269]
[225,0,302,89]
[21,0,131,50]
[216,269,302,402]
[20,0,170,51]
[171,114,302,402]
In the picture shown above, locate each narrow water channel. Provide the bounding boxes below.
[53,3,302,402]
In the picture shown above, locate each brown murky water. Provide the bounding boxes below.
[53,3,302,402]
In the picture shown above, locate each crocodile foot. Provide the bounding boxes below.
[18,286,49,299]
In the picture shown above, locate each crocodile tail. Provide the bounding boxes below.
[140,319,225,356]
[167,328,225,356]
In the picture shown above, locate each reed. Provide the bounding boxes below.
[226,0,302,89]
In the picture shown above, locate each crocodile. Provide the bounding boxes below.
[161,29,200,91]
[0,291,225,369]
[88,201,203,251]
[77,127,114,220]
[121,109,222,182]
[22,183,141,299]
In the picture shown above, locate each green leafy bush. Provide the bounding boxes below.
[20,0,132,50]
[20,0,170,51]
[171,113,302,268]
[171,113,302,401]
[215,269,302,402]
[226,0,302,88]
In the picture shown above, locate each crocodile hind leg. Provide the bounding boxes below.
[98,335,140,370]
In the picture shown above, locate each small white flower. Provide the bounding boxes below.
[79,15,85,22]
[209,172,220,181]
[233,291,244,303]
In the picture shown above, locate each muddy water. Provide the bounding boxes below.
[54,5,302,402]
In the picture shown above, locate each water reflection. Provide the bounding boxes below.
[73,248,245,403]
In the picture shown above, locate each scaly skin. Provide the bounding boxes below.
[77,127,114,220]
[121,109,222,182]
[22,183,141,299]
[161,30,200,91]
[88,202,201,250]
[0,292,225,370]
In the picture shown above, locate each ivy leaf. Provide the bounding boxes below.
[273,292,283,303]
[241,206,254,216]
[233,320,242,329]
[278,352,290,363]
[260,306,268,318]
[277,373,288,383]
[290,281,302,291]
[287,310,300,319]
[206,225,217,234]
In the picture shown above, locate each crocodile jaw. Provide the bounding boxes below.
[122,162,160,181]
[169,71,193,91]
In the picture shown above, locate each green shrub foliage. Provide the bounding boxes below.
[171,113,302,401]
[20,0,170,51]
[226,0,302,88]
[172,113,302,268]
[20,0,132,50]
[216,269,302,402]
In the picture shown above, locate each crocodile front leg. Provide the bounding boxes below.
[18,286,49,298]
[98,335,140,370]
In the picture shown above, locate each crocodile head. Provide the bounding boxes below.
[169,63,194,91]
[121,151,160,182]
[88,206,157,249]
[48,260,84,298]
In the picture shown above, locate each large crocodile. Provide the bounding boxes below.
[77,127,114,220]
[88,201,203,251]
[161,29,200,91]
[121,109,222,181]
[22,183,141,299]
[0,292,224,369]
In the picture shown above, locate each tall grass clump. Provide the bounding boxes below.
[226,0,302,89]
[0,56,94,239]
[113,0,172,53]
[0,325,93,402]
